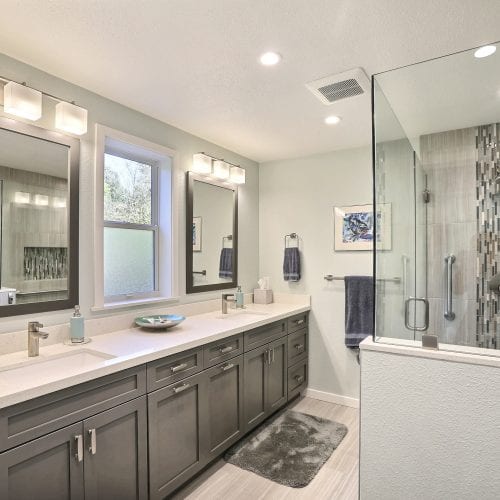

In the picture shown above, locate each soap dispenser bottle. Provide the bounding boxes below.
[70,305,85,343]
[235,286,244,308]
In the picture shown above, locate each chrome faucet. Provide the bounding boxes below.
[28,321,49,357]
[221,293,235,314]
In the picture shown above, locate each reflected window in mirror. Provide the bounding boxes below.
[186,172,238,293]
[0,117,79,317]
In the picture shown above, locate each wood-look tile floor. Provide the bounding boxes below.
[173,397,359,500]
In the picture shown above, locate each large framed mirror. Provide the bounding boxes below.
[186,172,238,293]
[0,116,79,317]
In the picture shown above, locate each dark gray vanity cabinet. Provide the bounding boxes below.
[0,421,85,500]
[147,371,209,500]
[243,336,288,432]
[83,396,148,500]
[205,355,244,460]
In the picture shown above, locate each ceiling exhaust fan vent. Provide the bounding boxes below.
[306,68,370,105]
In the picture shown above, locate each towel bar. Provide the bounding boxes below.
[324,274,401,283]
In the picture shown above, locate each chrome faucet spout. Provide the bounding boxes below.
[221,293,235,314]
[28,321,49,357]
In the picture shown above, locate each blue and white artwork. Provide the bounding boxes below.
[334,204,391,251]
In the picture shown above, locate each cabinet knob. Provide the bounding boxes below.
[294,375,305,384]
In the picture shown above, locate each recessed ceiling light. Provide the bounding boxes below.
[325,115,341,125]
[259,52,282,66]
[474,45,497,58]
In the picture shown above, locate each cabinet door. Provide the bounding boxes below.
[0,422,84,500]
[83,396,148,500]
[205,355,244,460]
[243,344,269,431]
[148,371,208,500]
[267,338,288,414]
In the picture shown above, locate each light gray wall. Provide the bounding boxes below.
[360,347,500,499]
[0,53,259,334]
[259,147,372,400]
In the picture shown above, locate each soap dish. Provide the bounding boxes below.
[63,337,92,346]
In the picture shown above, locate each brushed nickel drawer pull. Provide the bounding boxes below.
[88,428,96,455]
[172,382,190,394]
[294,318,305,325]
[219,345,234,354]
[294,343,304,351]
[75,434,83,462]
[294,375,305,384]
[221,363,234,371]
[171,362,188,373]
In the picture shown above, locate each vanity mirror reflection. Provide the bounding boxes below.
[186,172,238,293]
[0,117,79,316]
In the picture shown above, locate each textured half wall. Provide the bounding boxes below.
[360,346,500,499]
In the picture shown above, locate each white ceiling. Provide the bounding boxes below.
[0,0,499,162]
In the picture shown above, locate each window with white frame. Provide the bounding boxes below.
[94,125,177,308]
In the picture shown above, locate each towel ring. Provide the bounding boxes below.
[284,233,299,248]
[222,235,233,248]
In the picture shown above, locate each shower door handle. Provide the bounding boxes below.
[405,297,429,331]
[444,254,455,321]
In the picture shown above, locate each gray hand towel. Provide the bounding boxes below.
[283,247,301,281]
[344,276,374,348]
[219,248,233,279]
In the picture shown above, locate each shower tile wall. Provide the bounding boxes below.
[420,128,476,346]
[476,123,500,349]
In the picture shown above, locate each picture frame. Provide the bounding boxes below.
[192,216,202,252]
[334,203,392,251]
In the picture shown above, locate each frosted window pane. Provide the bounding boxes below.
[104,228,155,297]
[104,154,152,224]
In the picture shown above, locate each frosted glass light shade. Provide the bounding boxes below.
[230,166,245,184]
[53,197,67,208]
[192,153,212,174]
[34,194,49,206]
[4,81,42,121]
[213,160,230,179]
[14,191,30,204]
[55,101,88,135]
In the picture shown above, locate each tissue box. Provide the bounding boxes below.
[254,289,273,304]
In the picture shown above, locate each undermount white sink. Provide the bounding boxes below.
[214,309,270,320]
[0,349,115,385]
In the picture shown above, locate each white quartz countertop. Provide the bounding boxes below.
[0,300,310,409]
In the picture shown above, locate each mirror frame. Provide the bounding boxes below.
[186,171,238,294]
[0,116,79,317]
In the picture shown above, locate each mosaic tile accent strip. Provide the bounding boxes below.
[23,247,68,281]
[476,123,500,349]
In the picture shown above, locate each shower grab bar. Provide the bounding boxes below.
[444,254,455,321]
[404,297,429,332]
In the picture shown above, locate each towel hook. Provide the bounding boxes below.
[284,232,299,248]
[222,235,233,248]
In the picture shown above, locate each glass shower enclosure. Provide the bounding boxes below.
[373,42,500,351]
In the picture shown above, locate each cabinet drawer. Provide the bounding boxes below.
[203,334,243,368]
[244,320,286,352]
[287,312,308,334]
[288,328,308,365]
[0,366,146,452]
[287,360,308,401]
[147,348,203,392]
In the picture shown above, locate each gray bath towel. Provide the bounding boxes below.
[345,275,374,348]
[219,248,233,279]
[283,247,301,281]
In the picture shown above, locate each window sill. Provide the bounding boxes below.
[91,296,180,313]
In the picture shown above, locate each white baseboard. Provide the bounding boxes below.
[304,388,359,408]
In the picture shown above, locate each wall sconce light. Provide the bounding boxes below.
[230,166,246,184]
[3,81,42,121]
[34,194,49,206]
[53,197,67,208]
[55,101,88,135]
[14,191,30,204]
[213,160,230,180]
[191,153,246,185]
[192,153,212,174]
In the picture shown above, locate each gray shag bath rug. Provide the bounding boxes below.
[224,409,348,488]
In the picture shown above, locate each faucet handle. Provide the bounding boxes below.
[28,321,43,331]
